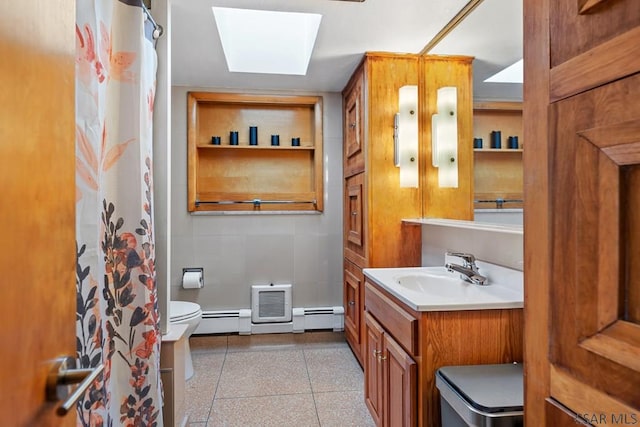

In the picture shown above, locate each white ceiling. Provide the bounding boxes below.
[170,0,522,100]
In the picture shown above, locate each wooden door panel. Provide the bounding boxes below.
[344,71,364,177]
[0,0,76,425]
[383,335,416,427]
[344,172,366,266]
[550,1,640,67]
[344,259,363,365]
[550,71,640,409]
[364,312,384,427]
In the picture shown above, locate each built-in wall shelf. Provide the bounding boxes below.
[473,101,523,210]
[187,91,324,213]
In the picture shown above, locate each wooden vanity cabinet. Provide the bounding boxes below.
[365,311,417,427]
[364,279,523,427]
[341,53,474,366]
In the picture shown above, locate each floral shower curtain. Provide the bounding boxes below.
[75,0,163,425]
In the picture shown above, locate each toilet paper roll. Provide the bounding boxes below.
[182,270,203,289]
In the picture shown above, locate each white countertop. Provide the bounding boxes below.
[403,218,523,235]
[363,261,523,312]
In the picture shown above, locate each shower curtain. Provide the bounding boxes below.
[75,0,163,425]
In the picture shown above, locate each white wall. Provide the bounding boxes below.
[420,221,524,271]
[168,87,344,311]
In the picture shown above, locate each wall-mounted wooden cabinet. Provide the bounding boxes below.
[473,101,523,209]
[341,53,424,367]
[187,92,323,213]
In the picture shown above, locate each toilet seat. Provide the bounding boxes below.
[170,301,202,323]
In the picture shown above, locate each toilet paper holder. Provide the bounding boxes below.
[182,267,204,289]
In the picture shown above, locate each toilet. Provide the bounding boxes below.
[169,300,202,380]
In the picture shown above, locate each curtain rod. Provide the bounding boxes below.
[142,2,163,40]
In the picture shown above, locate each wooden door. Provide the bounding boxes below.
[343,68,365,178]
[383,334,416,427]
[0,0,77,425]
[344,172,366,266]
[550,72,640,420]
[524,0,640,424]
[364,312,385,427]
[344,259,363,365]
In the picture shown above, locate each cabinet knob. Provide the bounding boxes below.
[378,355,387,362]
[351,211,358,216]
[348,301,356,306]
[349,122,357,129]
[373,349,381,356]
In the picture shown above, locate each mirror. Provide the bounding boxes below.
[427,0,523,226]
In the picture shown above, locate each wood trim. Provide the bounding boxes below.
[550,26,640,102]
[187,93,198,211]
[580,321,640,372]
[364,281,418,356]
[313,97,324,212]
[550,364,638,418]
[419,0,485,55]
[187,91,323,107]
[473,101,523,111]
[579,0,611,14]
[523,0,551,424]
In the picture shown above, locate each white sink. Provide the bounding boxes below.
[394,267,464,295]
[363,263,523,312]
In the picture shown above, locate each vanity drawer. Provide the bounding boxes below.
[365,280,418,356]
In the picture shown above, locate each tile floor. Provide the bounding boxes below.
[185,331,375,427]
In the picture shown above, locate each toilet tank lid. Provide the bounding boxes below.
[170,301,201,319]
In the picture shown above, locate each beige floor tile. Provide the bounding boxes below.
[313,390,375,427]
[207,394,320,427]
[227,333,305,352]
[186,352,225,422]
[216,349,311,398]
[304,347,364,393]
[191,334,228,354]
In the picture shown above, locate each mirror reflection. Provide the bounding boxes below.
[428,0,523,226]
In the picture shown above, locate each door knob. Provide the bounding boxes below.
[46,356,104,416]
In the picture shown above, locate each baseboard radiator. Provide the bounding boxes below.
[193,306,344,335]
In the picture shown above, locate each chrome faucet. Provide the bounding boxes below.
[445,251,488,285]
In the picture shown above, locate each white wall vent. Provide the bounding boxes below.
[251,284,292,323]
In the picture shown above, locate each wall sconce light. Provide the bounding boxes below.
[393,85,419,188]
[431,86,458,188]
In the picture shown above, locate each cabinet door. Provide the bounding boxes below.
[344,172,366,266]
[364,312,384,427]
[549,71,640,414]
[344,259,363,365]
[383,334,416,427]
[344,70,364,177]
[525,1,640,423]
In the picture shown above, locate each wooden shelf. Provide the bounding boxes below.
[197,144,315,151]
[474,148,523,153]
[473,101,523,207]
[187,92,323,213]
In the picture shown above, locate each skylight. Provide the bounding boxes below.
[212,7,322,76]
[484,59,523,84]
